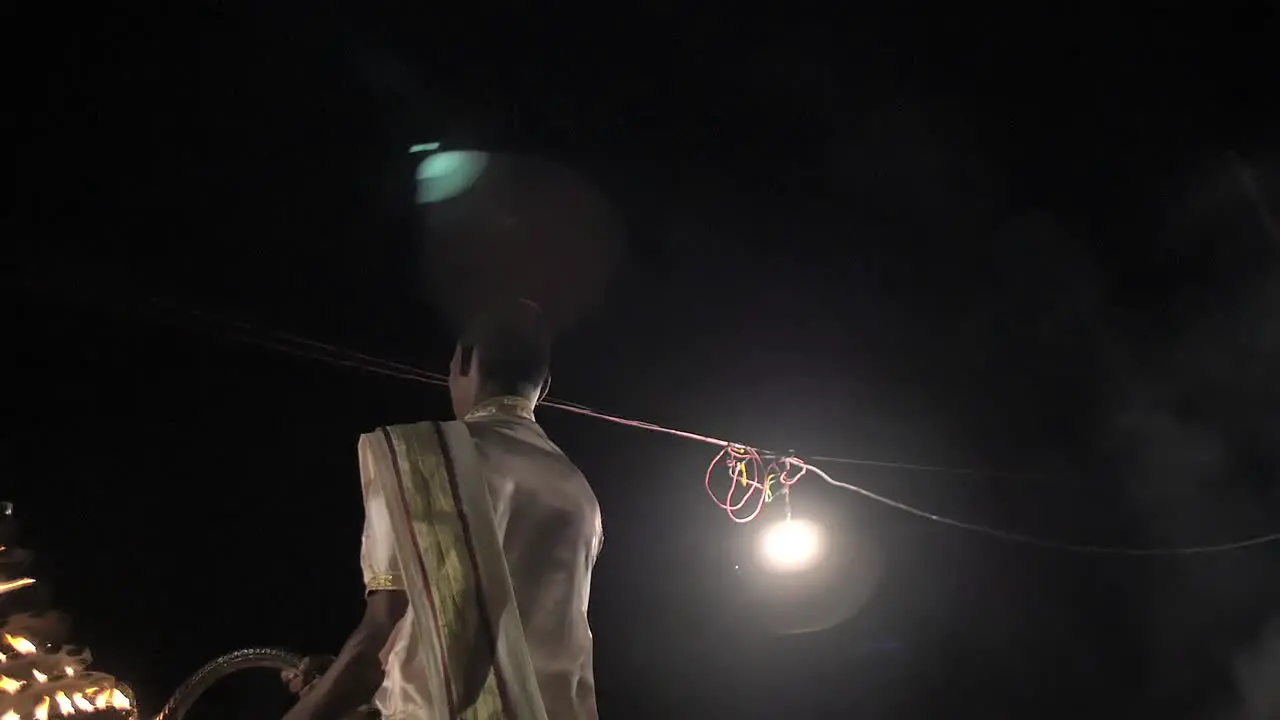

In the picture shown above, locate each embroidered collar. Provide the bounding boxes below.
[464,396,536,422]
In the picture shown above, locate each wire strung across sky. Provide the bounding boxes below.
[155,300,1280,557]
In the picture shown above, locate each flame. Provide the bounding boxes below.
[0,579,35,597]
[2,545,138,719]
[0,675,23,693]
[1,637,35,656]
[107,688,130,710]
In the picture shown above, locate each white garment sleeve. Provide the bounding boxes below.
[358,433,403,594]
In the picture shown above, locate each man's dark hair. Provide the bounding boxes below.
[459,299,551,399]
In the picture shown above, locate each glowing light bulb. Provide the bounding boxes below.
[758,518,825,573]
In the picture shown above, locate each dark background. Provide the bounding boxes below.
[7,3,1280,718]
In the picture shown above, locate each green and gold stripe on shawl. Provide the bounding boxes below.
[372,420,547,720]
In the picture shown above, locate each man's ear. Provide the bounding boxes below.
[458,344,475,378]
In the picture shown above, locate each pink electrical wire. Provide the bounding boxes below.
[542,399,809,524]
[541,400,735,446]
[702,445,809,523]
[157,301,1280,554]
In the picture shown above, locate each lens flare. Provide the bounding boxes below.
[415,151,490,204]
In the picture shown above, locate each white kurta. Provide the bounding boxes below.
[359,399,603,719]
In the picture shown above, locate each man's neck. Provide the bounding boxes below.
[466,394,537,421]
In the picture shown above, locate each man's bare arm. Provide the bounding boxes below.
[281,590,408,720]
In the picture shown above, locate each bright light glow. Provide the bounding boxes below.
[757,518,825,573]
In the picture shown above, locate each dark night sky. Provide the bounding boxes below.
[8,4,1280,718]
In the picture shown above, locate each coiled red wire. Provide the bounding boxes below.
[704,445,807,523]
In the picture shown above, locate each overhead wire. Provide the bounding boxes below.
[793,462,1280,555]
[113,299,1280,556]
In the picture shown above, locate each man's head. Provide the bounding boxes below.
[449,299,551,419]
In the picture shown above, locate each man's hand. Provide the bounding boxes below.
[281,655,336,698]
[279,590,407,720]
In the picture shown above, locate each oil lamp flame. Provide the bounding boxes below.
[0,581,35,597]
[71,693,93,712]
[3,520,140,720]
[0,631,137,719]
[2,637,35,657]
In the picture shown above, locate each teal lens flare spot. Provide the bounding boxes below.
[416,151,490,204]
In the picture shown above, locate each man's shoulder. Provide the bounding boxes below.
[360,420,473,463]
[364,419,467,439]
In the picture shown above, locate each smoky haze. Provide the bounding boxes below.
[1100,154,1279,714]
[1222,617,1280,720]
